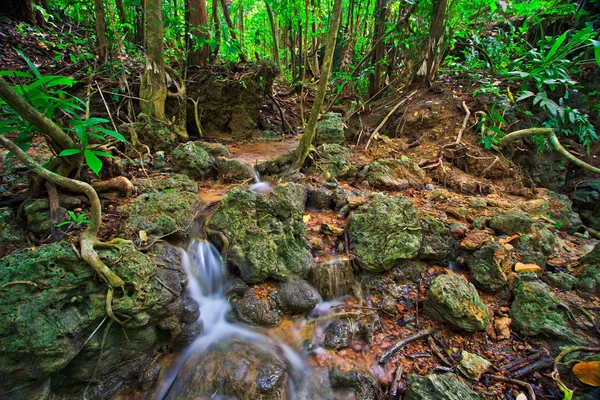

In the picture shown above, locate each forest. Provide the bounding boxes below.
[0,0,600,399]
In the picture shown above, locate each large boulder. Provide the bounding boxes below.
[425,274,490,332]
[312,144,354,180]
[314,112,345,146]
[469,243,512,294]
[125,191,201,239]
[0,242,190,399]
[404,373,479,400]
[165,338,288,400]
[362,158,426,190]
[172,141,217,180]
[418,216,453,262]
[510,278,571,339]
[134,173,197,194]
[120,113,175,152]
[206,184,313,283]
[348,195,422,272]
[489,211,532,235]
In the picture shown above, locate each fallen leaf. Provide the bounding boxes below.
[573,361,600,386]
[139,230,148,242]
[303,214,311,223]
[516,394,528,400]
[514,262,541,273]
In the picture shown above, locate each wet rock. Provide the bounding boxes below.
[172,141,216,180]
[271,182,307,215]
[329,367,381,400]
[234,287,282,326]
[458,351,491,380]
[460,229,491,251]
[125,191,200,239]
[579,266,600,294]
[363,158,426,190]
[405,373,479,400]
[418,216,453,262]
[171,321,204,349]
[546,272,579,291]
[323,318,352,349]
[165,338,288,400]
[310,257,355,301]
[320,222,344,237]
[224,277,250,298]
[510,278,571,339]
[315,112,345,146]
[349,195,422,272]
[277,278,320,313]
[0,207,25,243]
[215,157,256,183]
[489,211,532,235]
[312,144,354,180]
[134,173,197,193]
[315,186,334,210]
[0,242,186,398]
[469,243,512,294]
[206,187,313,283]
[425,274,490,332]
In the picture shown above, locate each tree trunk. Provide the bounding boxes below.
[188,0,211,65]
[265,1,281,74]
[94,0,108,61]
[140,0,167,120]
[413,0,447,87]
[218,0,247,62]
[115,0,129,38]
[311,0,320,78]
[368,0,387,98]
[291,0,343,171]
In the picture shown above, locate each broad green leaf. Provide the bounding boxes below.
[592,40,600,66]
[0,71,33,78]
[94,127,126,142]
[59,149,82,156]
[16,49,41,78]
[84,150,103,175]
[90,150,113,158]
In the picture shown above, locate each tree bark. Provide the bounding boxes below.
[368,0,388,98]
[188,0,211,65]
[212,0,221,59]
[94,0,108,61]
[265,1,281,74]
[291,0,343,171]
[413,0,447,87]
[218,0,247,62]
[140,0,167,120]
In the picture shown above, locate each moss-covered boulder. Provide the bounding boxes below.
[425,274,490,332]
[315,112,345,146]
[469,243,512,293]
[349,195,422,272]
[363,158,426,190]
[310,257,355,301]
[206,184,313,283]
[489,211,532,235]
[405,373,479,400]
[215,157,256,183]
[0,242,188,399]
[134,173,197,194]
[510,278,571,339]
[125,191,201,239]
[579,266,600,294]
[172,141,216,180]
[546,272,579,291]
[542,189,582,233]
[165,338,288,400]
[418,216,453,262]
[120,113,175,152]
[313,144,353,179]
[0,207,25,243]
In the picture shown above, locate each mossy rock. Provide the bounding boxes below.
[126,191,201,239]
[469,243,512,294]
[215,157,256,183]
[363,158,426,190]
[348,195,422,272]
[418,216,453,262]
[172,141,216,180]
[509,278,572,339]
[0,207,25,243]
[546,272,579,291]
[0,242,185,397]
[134,173,198,194]
[542,189,582,233]
[206,185,313,284]
[314,112,345,146]
[313,144,353,179]
[489,211,532,235]
[425,274,490,332]
[120,113,175,152]
[405,373,479,400]
[579,266,600,294]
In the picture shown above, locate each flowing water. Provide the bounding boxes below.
[248,166,273,193]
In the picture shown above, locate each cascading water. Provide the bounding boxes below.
[248,165,272,193]
[152,239,305,399]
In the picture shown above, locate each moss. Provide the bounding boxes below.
[134,173,198,194]
[314,113,344,146]
[364,158,426,190]
[313,144,353,179]
[172,141,216,180]
[348,195,422,272]
[0,207,25,243]
[120,113,175,152]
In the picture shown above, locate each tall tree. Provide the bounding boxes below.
[368,0,388,98]
[265,1,281,73]
[413,0,448,87]
[291,0,343,171]
[94,0,108,61]
[218,0,247,62]
[140,0,167,120]
[188,0,211,65]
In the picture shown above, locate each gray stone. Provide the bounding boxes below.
[172,141,216,180]
[234,288,282,326]
[315,112,345,146]
[0,207,25,243]
[489,211,532,235]
[405,373,479,400]
[277,278,320,313]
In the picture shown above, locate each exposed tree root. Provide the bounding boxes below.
[0,135,126,319]
[91,176,135,196]
[494,128,600,175]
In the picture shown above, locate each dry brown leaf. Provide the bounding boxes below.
[514,262,542,273]
[573,361,600,386]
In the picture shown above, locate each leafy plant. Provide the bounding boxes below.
[57,210,91,228]
[476,103,507,149]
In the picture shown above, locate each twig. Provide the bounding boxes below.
[379,329,433,365]
[0,281,38,290]
[484,374,536,400]
[155,276,179,297]
[95,81,119,133]
[428,336,452,366]
[389,366,403,399]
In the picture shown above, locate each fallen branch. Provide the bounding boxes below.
[494,128,600,175]
[379,329,433,365]
[484,374,536,400]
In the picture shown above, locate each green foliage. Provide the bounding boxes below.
[57,210,91,228]
[0,52,126,175]
[476,103,506,149]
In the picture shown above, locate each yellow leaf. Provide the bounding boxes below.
[139,230,148,242]
[573,361,600,386]
[507,87,514,102]
[303,215,311,223]
[514,262,542,273]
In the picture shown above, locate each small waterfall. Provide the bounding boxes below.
[248,165,272,193]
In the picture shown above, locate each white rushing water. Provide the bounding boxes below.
[152,239,305,399]
[248,166,273,193]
